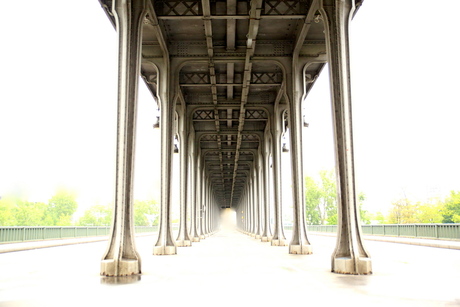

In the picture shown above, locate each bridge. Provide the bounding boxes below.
[96,0,366,276]
[96,0,369,277]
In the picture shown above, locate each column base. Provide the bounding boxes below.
[261,236,271,242]
[289,244,313,255]
[153,245,177,255]
[271,239,287,246]
[192,236,201,242]
[100,275,141,284]
[176,239,192,247]
[332,257,372,275]
[100,259,141,277]
[199,235,206,239]
[255,235,262,239]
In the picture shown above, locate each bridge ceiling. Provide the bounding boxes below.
[99,0,327,208]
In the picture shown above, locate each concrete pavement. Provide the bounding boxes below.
[1,227,459,307]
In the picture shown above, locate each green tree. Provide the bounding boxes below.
[304,170,337,225]
[417,202,444,223]
[45,188,78,225]
[371,212,386,224]
[78,205,112,226]
[305,170,369,225]
[387,198,419,224]
[442,191,460,223]
[134,200,159,226]
[358,192,371,225]
[304,176,322,225]
[0,197,17,226]
[320,170,338,225]
[13,201,47,226]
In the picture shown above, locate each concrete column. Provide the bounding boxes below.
[261,135,272,242]
[271,108,287,246]
[320,0,372,275]
[176,110,192,247]
[153,58,177,255]
[199,164,206,239]
[188,139,197,240]
[253,165,262,239]
[239,193,243,231]
[204,180,210,236]
[210,185,214,234]
[285,58,312,255]
[191,155,201,242]
[243,187,249,233]
[236,203,241,230]
[257,152,265,240]
[240,195,244,231]
[188,159,194,239]
[208,182,212,234]
[100,0,146,277]
[209,184,214,234]
[246,185,250,234]
[249,176,256,236]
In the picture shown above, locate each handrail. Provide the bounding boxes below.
[305,224,460,240]
[0,226,158,243]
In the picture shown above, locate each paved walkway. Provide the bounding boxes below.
[1,228,459,307]
[2,231,459,254]
[311,232,460,250]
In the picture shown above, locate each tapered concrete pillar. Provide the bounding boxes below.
[191,154,201,242]
[258,153,266,239]
[248,176,255,237]
[320,0,372,275]
[204,180,210,236]
[285,59,312,255]
[176,110,192,247]
[153,62,177,256]
[261,134,272,242]
[253,165,262,239]
[242,188,249,233]
[100,0,146,277]
[188,141,197,239]
[188,145,194,237]
[199,164,206,240]
[237,203,243,230]
[271,108,287,246]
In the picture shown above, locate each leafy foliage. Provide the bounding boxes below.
[442,191,460,223]
[385,197,445,224]
[0,197,17,226]
[78,205,112,226]
[45,188,78,225]
[304,176,322,225]
[305,170,370,225]
[134,200,159,226]
[387,198,419,224]
[77,199,159,226]
[13,201,47,226]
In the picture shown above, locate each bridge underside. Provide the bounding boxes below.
[98,0,372,277]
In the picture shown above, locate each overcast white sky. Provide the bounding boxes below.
[1,0,459,215]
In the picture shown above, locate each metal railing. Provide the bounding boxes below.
[307,224,460,240]
[0,226,158,243]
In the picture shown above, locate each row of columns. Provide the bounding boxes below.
[100,0,372,277]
